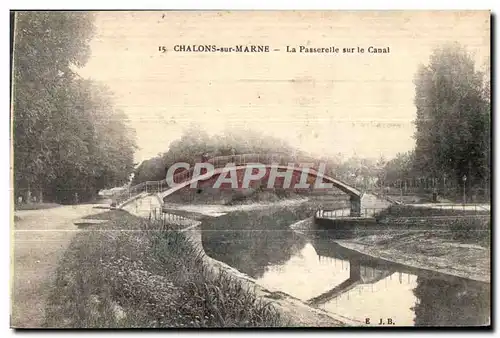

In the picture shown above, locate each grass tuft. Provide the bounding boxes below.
[44,210,288,328]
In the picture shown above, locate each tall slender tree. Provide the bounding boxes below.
[412,43,490,192]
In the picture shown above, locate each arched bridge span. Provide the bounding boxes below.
[158,164,361,199]
[158,161,362,216]
[115,153,363,215]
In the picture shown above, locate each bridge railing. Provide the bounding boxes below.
[146,207,198,230]
[112,153,304,203]
[317,207,388,218]
[112,180,168,206]
[207,153,319,168]
[112,182,145,206]
[316,204,491,220]
[112,152,349,206]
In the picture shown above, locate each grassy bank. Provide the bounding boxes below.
[44,210,289,328]
[336,228,491,283]
[373,204,491,246]
[335,204,491,283]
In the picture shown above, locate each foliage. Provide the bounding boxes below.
[131,123,389,191]
[378,43,490,197]
[332,155,381,189]
[12,12,136,203]
[412,43,490,189]
[131,125,299,186]
[44,211,288,328]
[382,151,416,184]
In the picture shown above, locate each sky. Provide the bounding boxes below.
[77,11,490,164]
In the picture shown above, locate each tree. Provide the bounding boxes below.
[13,12,95,200]
[382,151,415,185]
[480,57,491,198]
[12,12,136,203]
[412,43,490,192]
[131,127,297,185]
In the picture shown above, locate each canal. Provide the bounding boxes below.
[199,203,491,327]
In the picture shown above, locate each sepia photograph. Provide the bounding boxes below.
[10,10,491,328]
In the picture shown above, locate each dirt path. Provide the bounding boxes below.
[11,204,106,328]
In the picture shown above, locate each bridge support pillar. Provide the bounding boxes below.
[350,195,361,217]
[350,257,361,281]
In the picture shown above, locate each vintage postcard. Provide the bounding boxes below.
[10,10,491,328]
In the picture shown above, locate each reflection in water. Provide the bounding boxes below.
[313,237,491,326]
[308,255,394,306]
[201,205,312,278]
[412,277,490,326]
[320,270,419,326]
[203,228,307,278]
[256,244,351,300]
[201,207,490,327]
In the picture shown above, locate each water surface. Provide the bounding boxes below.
[200,205,490,326]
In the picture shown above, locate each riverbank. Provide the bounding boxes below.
[44,210,289,328]
[289,201,491,284]
[336,229,490,283]
[336,206,491,283]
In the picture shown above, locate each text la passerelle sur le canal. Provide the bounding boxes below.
[158,44,390,54]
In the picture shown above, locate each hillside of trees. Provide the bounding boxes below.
[381,43,491,201]
[131,126,299,186]
[12,12,137,203]
[131,125,388,191]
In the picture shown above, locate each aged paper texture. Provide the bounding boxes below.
[11,10,491,328]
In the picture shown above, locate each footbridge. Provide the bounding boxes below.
[112,153,364,215]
